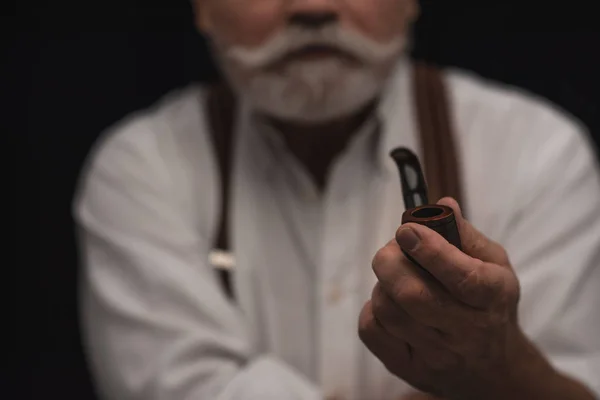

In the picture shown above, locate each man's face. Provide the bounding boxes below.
[194,0,418,123]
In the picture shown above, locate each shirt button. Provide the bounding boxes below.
[327,284,343,305]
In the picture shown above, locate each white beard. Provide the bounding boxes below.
[228,58,386,123]
[213,25,406,124]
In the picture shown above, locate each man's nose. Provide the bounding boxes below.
[288,0,339,29]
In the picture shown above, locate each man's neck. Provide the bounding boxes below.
[266,102,377,190]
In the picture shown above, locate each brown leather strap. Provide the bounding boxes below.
[206,84,236,297]
[413,62,465,208]
[207,84,237,252]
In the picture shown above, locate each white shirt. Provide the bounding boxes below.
[74,60,600,400]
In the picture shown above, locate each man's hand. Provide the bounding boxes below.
[359,198,594,400]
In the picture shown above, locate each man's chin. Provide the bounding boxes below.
[254,97,373,126]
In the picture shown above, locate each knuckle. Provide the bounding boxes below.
[502,273,521,304]
[358,302,376,339]
[371,280,383,297]
[456,261,508,306]
[497,247,510,265]
[469,235,488,254]
[372,286,404,327]
[370,293,387,320]
[485,269,516,306]
[372,243,395,272]
[395,279,428,309]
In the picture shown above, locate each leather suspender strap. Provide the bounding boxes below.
[413,62,465,208]
[206,84,236,297]
[207,84,236,251]
[207,63,464,298]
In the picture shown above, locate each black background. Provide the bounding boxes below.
[13,2,600,399]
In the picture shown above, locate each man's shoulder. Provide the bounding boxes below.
[91,84,210,167]
[439,68,599,245]
[80,84,217,185]
[74,84,218,219]
[444,67,592,160]
[446,68,585,134]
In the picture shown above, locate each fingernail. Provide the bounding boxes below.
[396,227,420,251]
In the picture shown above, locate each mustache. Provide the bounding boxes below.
[223,24,405,69]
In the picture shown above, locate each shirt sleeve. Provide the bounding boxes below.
[74,125,321,400]
[503,121,600,396]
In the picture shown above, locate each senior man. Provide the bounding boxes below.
[74,0,600,399]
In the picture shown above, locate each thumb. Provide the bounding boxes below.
[437,197,510,266]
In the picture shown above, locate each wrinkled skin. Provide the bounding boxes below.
[359,198,529,399]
